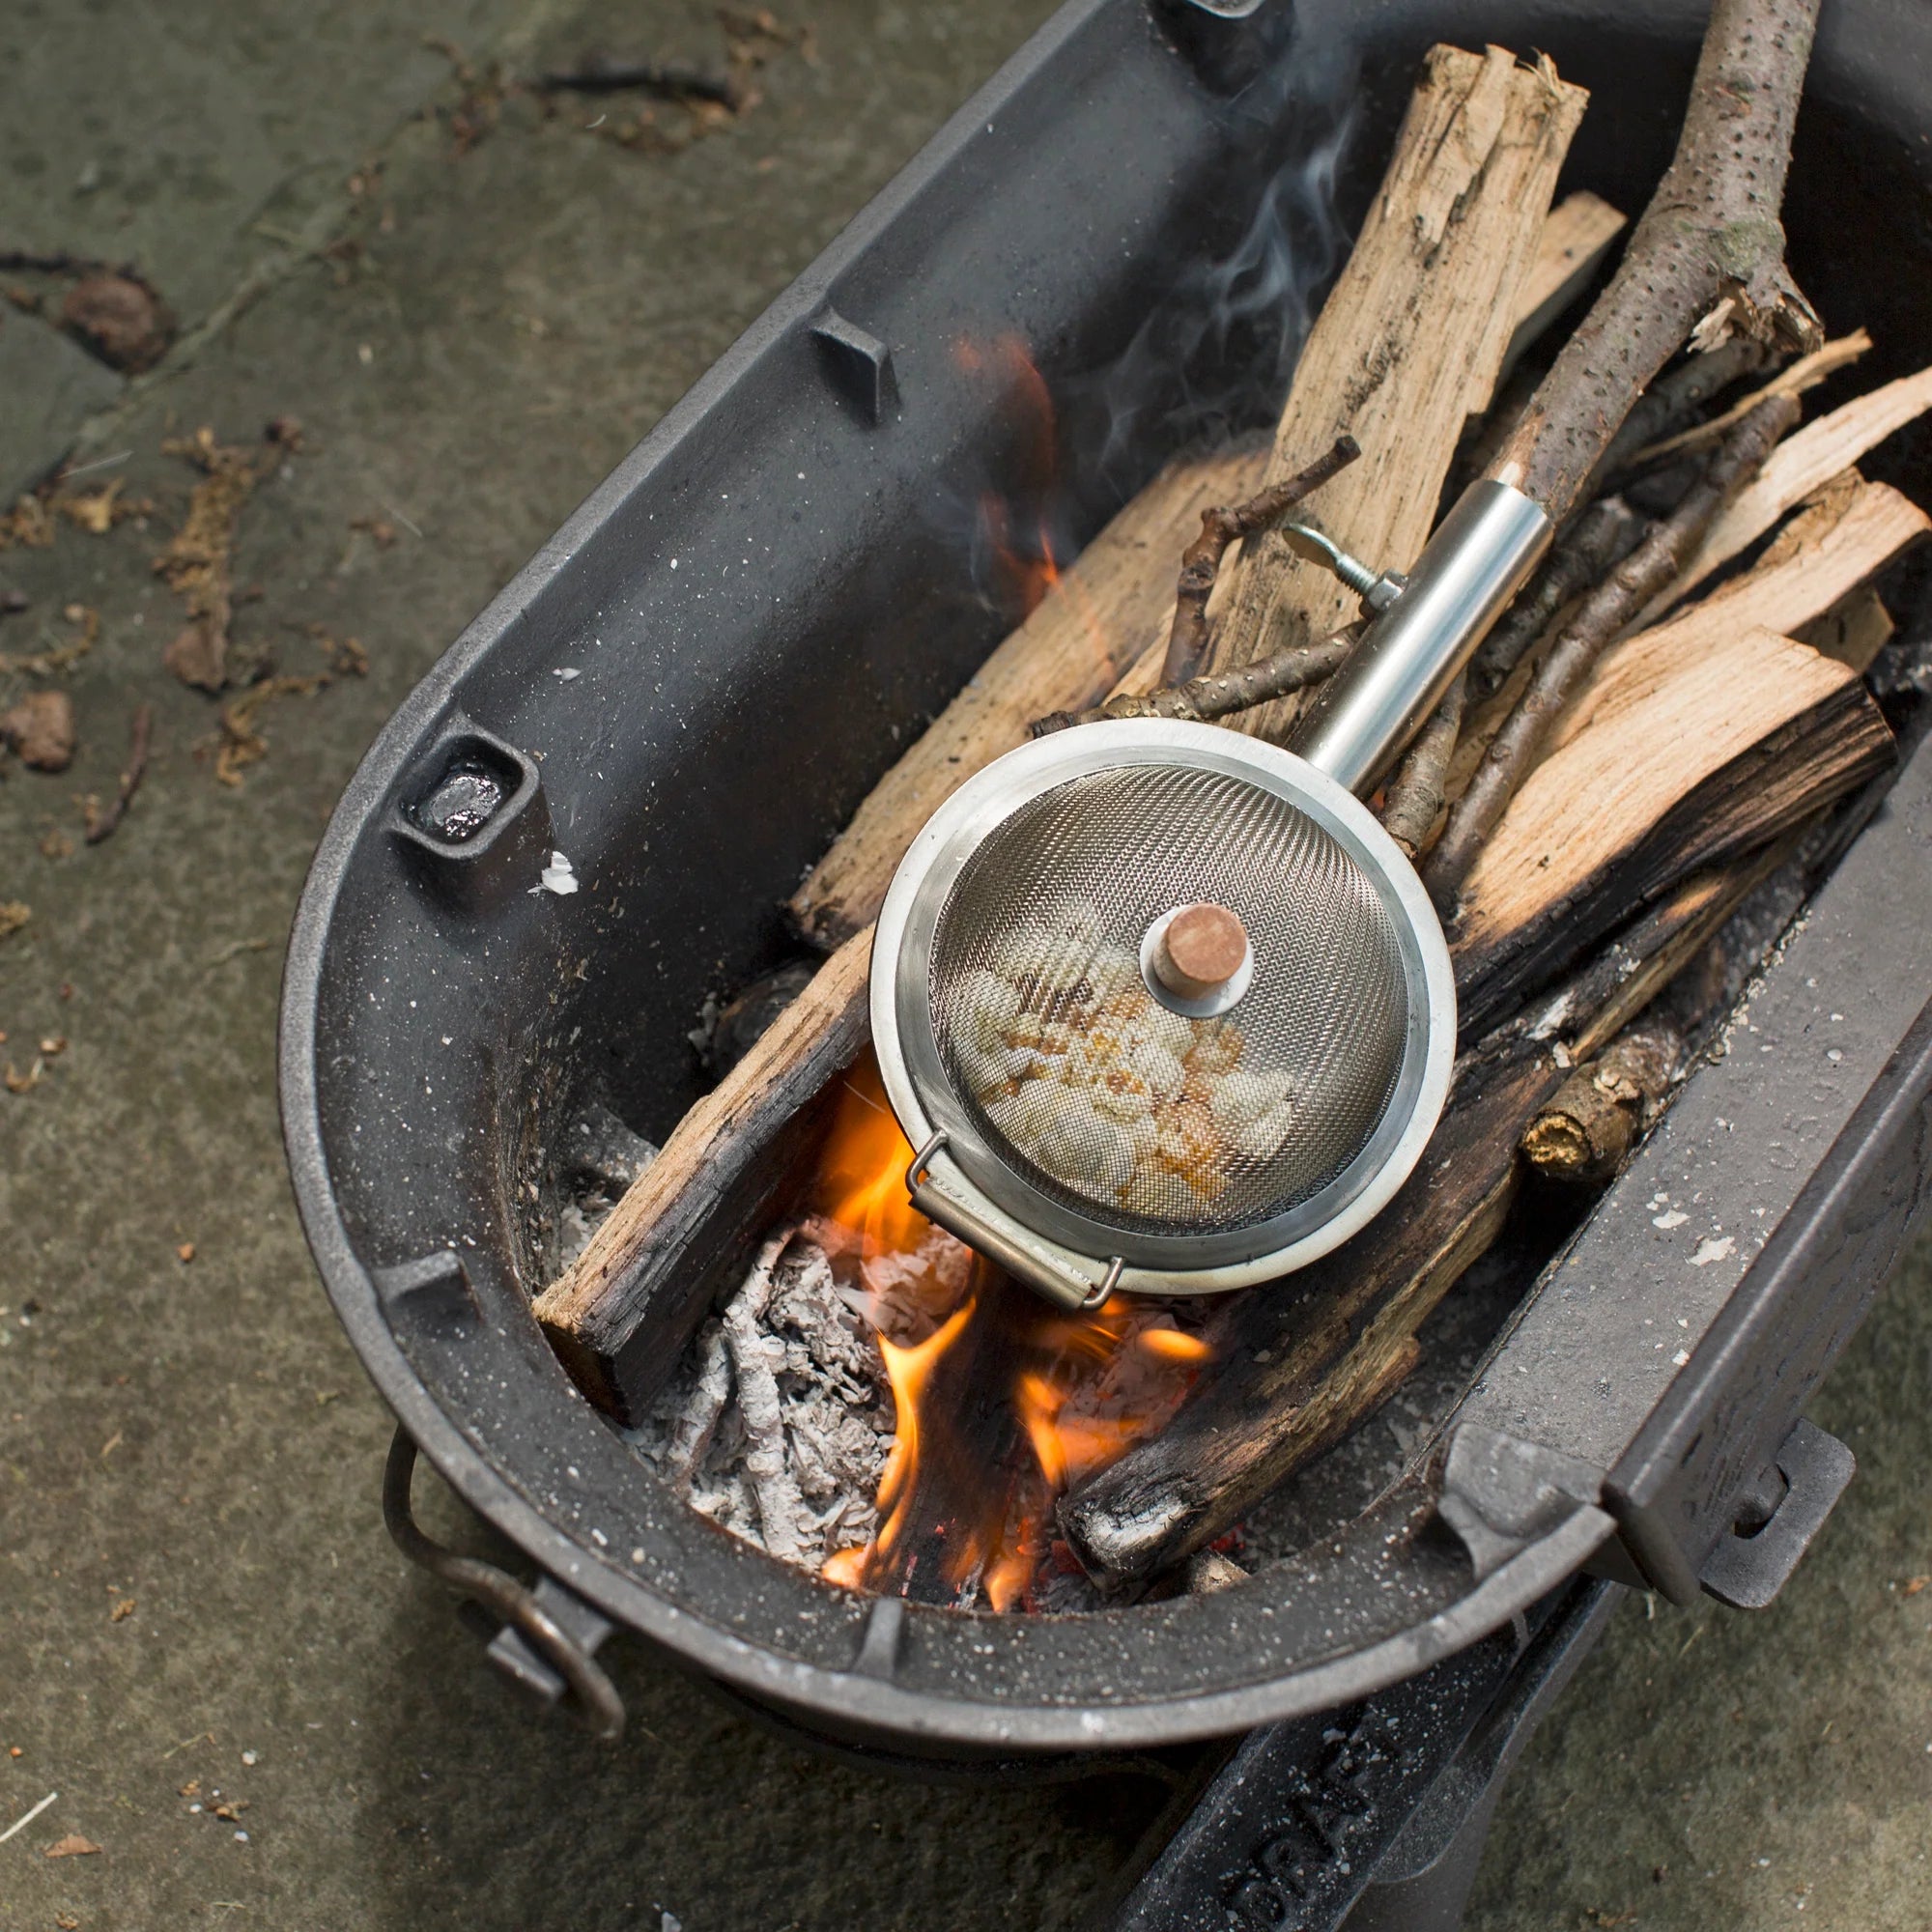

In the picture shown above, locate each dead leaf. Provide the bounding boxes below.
[212,1800,247,1822]
[213,673,327,786]
[54,477,150,535]
[0,495,57,552]
[154,429,282,692]
[5,1058,44,1094]
[1903,1576,1928,1598]
[0,689,76,771]
[43,1833,101,1859]
[109,1598,135,1623]
[40,828,73,861]
[2,605,99,679]
[57,1912,80,1929]
[62,273,174,372]
[349,514,397,550]
[162,617,229,693]
[0,902,29,942]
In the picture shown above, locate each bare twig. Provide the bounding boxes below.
[1379,672,1465,859]
[84,701,153,845]
[1588,337,1775,492]
[1032,630,1353,737]
[1158,435,1360,685]
[1426,394,1801,910]
[1467,496,1646,696]
[1629,330,1872,469]
[1488,0,1822,526]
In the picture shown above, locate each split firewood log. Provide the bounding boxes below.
[1196,45,1588,726]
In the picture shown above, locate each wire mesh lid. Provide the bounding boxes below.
[924,759,1414,1242]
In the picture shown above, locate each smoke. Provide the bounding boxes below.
[1071,101,1357,495]
[939,30,1365,627]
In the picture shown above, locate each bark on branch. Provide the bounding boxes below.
[1487,0,1823,525]
[1032,630,1353,736]
[1378,672,1465,859]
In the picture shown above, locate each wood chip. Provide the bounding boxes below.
[1636,359,1932,625]
[44,1833,102,1859]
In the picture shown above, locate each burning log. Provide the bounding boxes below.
[1059,1038,1560,1593]
[1203,45,1588,740]
[535,930,873,1416]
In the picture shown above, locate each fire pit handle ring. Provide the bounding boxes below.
[905,1130,1119,1313]
[381,1428,626,1741]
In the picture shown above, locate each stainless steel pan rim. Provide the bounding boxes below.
[869,718,1457,1293]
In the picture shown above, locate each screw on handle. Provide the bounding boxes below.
[1279,524,1407,614]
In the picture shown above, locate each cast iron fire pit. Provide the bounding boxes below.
[281,0,1932,1872]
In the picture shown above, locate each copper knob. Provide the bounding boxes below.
[1151,902,1250,1001]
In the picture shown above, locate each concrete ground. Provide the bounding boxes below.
[0,4,1926,1928]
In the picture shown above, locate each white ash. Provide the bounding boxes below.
[554,1102,659,1272]
[630,1228,897,1569]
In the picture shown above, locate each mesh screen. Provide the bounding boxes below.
[927,764,1411,1238]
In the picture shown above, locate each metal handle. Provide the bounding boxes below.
[382,1428,626,1740]
[1290,479,1551,795]
[906,1132,1119,1312]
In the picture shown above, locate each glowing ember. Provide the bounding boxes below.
[812,1056,1216,1610]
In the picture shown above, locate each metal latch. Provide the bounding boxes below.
[1700,1417,1856,1611]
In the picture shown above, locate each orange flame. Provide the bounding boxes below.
[814,1052,1217,1611]
[951,334,1111,673]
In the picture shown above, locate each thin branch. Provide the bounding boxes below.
[83,701,153,845]
[1626,328,1872,469]
[1587,336,1774,493]
[1426,394,1801,911]
[1158,434,1360,685]
[1378,671,1464,859]
[1488,0,1822,525]
[1032,629,1354,737]
[1467,495,1646,696]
